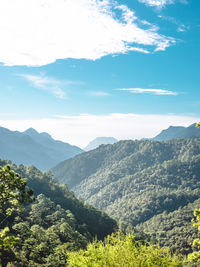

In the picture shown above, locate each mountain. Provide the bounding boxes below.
[0,159,117,265]
[152,123,200,141]
[53,138,200,253]
[0,126,83,170]
[84,137,118,151]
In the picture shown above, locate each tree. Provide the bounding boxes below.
[188,209,200,263]
[0,165,34,266]
[187,122,200,263]
[67,232,182,266]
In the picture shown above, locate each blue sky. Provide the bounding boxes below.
[0,0,199,147]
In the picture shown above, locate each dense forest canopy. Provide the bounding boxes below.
[0,160,117,266]
[53,138,200,254]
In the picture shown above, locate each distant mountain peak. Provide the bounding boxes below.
[24,127,39,135]
[84,137,118,151]
[24,128,53,139]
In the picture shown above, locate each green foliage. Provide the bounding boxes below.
[136,198,200,255]
[10,194,89,265]
[0,227,19,267]
[0,165,34,215]
[53,138,200,253]
[67,232,183,267]
[188,209,200,263]
[0,165,34,266]
[0,161,117,266]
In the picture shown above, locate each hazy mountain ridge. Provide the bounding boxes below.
[152,123,200,141]
[84,137,118,151]
[0,126,83,170]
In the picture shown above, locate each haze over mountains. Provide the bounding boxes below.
[84,137,118,151]
[0,126,83,170]
[152,123,200,141]
[0,123,199,171]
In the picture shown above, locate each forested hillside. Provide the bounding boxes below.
[0,160,117,266]
[53,138,200,254]
[0,126,83,170]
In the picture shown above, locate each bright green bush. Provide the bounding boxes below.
[67,232,183,267]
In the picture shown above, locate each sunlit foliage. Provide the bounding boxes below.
[67,232,183,267]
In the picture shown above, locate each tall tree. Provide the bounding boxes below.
[0,165,34,266]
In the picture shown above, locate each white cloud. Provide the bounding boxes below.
[117,88,178,95]
[0,0,175,66]
[0,113,197,147]
[18,74,72,99]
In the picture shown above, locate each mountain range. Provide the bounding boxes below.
[0,126,83,170]
[0,123,199,171]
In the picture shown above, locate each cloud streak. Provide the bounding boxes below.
[0,0,175,66]
[117,88,178,95]
[90,91,110,96]
[19,74,69,99]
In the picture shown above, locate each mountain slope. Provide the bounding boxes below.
[0,159,117,265]
[84,137,118,151]
[136,197,200,255]
[53,138,200,227]
[152,123,200,141]
[0,126,83,170]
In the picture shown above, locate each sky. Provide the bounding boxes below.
[0,0,199,147]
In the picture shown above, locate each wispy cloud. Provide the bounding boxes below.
[0,0,175,66]
[177,24,189,32]
[139,0,174,8]
[117,88,178,95]
[91,91,110,96]
[0,114,197,147]
[139,0,188,8]
[19,74,70,99]
[158,15,190,32]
